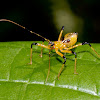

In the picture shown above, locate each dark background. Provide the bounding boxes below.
[0,0,100,42]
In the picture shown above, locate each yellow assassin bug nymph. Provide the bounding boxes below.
[0,19,100,82]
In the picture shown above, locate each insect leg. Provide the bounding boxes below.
[57,56,66,80]
[72,51,78,74]
[39,40,45,58]
[29,42,50,64]
[66,43,82,50]
[55,49,66,79]
[67,42,100,58]
[82,42,100,58]
[45,50,51,82]
[61,50,78,75]
[58,26,64,41]
[30,43,37,64]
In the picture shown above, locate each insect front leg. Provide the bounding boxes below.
[58,26,64,41]
[68,42,100,58]
[60,50,78,75]
[82,42,100,58]
[55,49,67,80]
[65,42,100,74]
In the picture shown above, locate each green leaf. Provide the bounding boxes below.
[0,41,100,100]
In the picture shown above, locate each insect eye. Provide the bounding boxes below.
[67,39,70,43]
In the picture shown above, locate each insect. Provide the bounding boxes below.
[0,19,100,82]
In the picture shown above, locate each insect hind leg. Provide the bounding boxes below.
[29,43,38,64]
[29,42,50,64]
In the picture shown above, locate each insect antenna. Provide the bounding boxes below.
[0,19,50,42]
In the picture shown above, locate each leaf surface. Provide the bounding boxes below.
[0,41,100,100]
